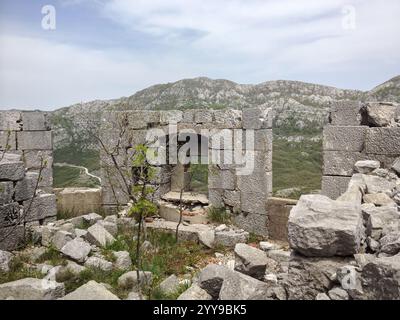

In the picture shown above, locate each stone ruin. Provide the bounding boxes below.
[0,111,56,250]
[99,107,274,237]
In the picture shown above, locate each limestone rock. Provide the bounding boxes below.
[0,278,64,300]
[363,175,395,195]
[86,223,115,247]
[366,102,397,127]
[328,287,349,300]
[51,230,74,251]
[214,228,249,248]
[198,230,215,248]
[315,293,330,300]
[82,213,103,226]
[117,271,153,289]
[363,193,396,207]
[288,195,364,257]
[234,243,276,280]
[97,220,118,237]
[84,256,113,272]
[379,232,400,255]
[60,238,91,263]
[392,158,400,175]
[113,251,132,270]
[177,284,212,300]
[60,280,119,300]
[198,264,231,299]
[354,160,380,174]
[0,250,13,272]
[259,241,281,251]
[126,291,142,300]
[158,275,180,295]
[362,206,399,240]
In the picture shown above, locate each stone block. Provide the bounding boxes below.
[209,129,234,150]
[365,127,400,155]
[222,190,240,212]
[0,203,21,228]
[329,101,363,126]
[321,175,351,200]
[15,172,38,201]
[17,131,53,150]
[21,112,50,131]
[244,129,273,151]
[0,225,25,251]
[266,197,297,243]
[233,211,268,237]
[323,126,366,152]
[213,109,242,128]
[323,151,363,176]
[126,111,159,129]
[160,110,183,124]
[238,171,272,196]
[0,182,14,205]
[0,131,17,151]
[0,111,21,131]
[208,189,224,208]
[194,110,213,124]
[240,192,268,215]
[242,107,273,129]
[101,186,130,205]
[22,150,53,170]
[0,159,25,181]
[208,168,236,190]
[182,110,195,123]
[23,194,57,222]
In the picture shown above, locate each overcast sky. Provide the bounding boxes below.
[0,0,399,110]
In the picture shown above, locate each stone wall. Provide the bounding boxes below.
[99,108,273,236]
[54,187,102,217]
[0,111,56,250]
[322,101,400,199]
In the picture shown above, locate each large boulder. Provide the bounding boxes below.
[198,264,231,299]
[177,284,212,300]
[86,223,115,248]
[51,230,74,251]
[214,228,249,248]
[60,280,119,300]
[379,232,400,255]
[0,278,65,300]
[113,251,132,270]
[234,243,277,280]
[288,195,364,257]
[60,238,91,263]
[362,205,399,240]
[366,102,397,127]
[158,275,180,295]
[117,271,153,289]
[84,256,113,272]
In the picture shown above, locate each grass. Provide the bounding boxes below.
[0,257,43,285]
[36,246,68,266]
[207,206,232,224]
[273,137,322,198]
[54,165,100,188]
[189,163,208,193]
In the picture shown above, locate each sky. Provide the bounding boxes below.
[0,0,399,110]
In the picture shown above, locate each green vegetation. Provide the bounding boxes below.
[36,246,68,266]
[0,256,43,285]
[207,206,232,224]
[190,163,208,193]
[53,165,100,188]
[273,136,322,198]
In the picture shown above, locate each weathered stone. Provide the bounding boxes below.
[363,205,399,240]
[259,241,281,251]
[86,223,115,247]
[267,249,291,271]
[24,194,57,222]
[288,194,364,257]
[0,131,16,151]
[323,151,362,176]
[97,220,118,237]
[158,275,180,295]
[315,293,331,300]
[82,212,103,226]
[113,251,132,270]
[0,181,13,205]
[198,264,231,299]
[21,112,49,131]
[392,157,400,175]
[17,131,52,150]
[380,232,400,255]
[213,109,242,128]
[0,111,21,131]
[285,253,352,300]
[14,172,38,202]
[64,260,86,275]
[0,250,13,272]
[234,243,276,280]
[51,230,74,251]
[160,110,183,124]
[194,110,213,123]
[84,256,113,272]
[242,107,272,129]
[0,159,24,181]
[0,202,21,228]
[329,101,362,126]
[359,254,400,300]
[238,171,272,197]
[198,230,215,248]
[240,192,267,215]
[126,291,142,300]
[365,127,400,155]
[328,287,349,300]
[366,102,397,127]
[23,150,53,170]
[363,175,395,194]
[117,271,153,289]
[40,225,59,247]
[60,238,91,263]
[177,284,212,300]
[60,280,119,300]
[208,169,235,190]
[214,228,249,248]
[363,193,396,207]
[323,126,366,152]
[0,278,64,300]
[355,160,381,174]
[0,225,25,251]
[219,269,272,300]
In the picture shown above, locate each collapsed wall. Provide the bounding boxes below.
[99,108,273,236]
[322,101,400,199]
[0,111,56,250]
